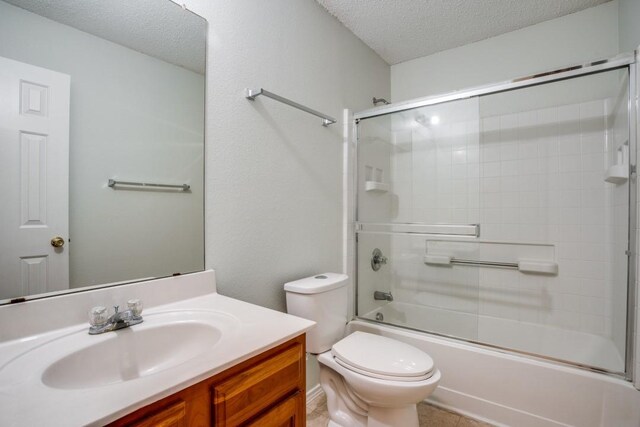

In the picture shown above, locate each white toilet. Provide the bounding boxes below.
[284,273,441,427]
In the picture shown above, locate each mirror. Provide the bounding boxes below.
[0,0,206,304]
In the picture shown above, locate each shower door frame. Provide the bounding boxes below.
[352,52,638,381]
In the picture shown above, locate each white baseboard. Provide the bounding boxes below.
[306,384,324,405]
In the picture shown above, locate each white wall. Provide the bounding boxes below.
[0,1,205,288]
[180,0,389,311]
[619,0,640,52]
[391,1,620,102]
[179,0,390,390]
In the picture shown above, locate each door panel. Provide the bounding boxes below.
[0,56,70,299]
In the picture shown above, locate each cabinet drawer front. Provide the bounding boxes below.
[213,342,304,426]
[245,392,303,427]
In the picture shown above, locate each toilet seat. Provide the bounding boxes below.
[318,346,442,410]
[331,331,434,382]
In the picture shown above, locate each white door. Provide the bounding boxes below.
[0,56,70,300]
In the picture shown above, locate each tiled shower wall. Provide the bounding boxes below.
[385,97,626,345]
[477,100,620,338]
[390,100,480,226]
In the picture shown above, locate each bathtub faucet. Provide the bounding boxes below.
[374,291,393,301]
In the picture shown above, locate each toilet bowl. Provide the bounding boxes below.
[318,332,441,427]
[284,274,440,427]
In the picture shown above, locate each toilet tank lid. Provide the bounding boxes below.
[284,273,348,294]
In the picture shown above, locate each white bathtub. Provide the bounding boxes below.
[348,319,640,427]
[364,301,624,372]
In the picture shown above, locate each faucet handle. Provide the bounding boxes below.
[88,306,108,327]
[127,299,143,317]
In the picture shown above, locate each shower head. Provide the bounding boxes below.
[415,114,440,127]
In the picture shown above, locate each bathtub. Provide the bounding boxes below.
[363,301,624,373]
[348,319,640,427]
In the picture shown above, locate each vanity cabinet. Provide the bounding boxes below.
[109,335,306,427]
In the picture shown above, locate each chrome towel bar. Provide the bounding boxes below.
[107,179,190,191]
[245,88,337,126]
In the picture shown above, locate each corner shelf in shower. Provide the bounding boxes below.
[604,141,629,184]
[365,181,389,193]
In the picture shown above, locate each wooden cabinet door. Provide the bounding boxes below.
[129,400,186,427]
[212,340,304,426]
[110,385,211,427]
[245,392,304,427]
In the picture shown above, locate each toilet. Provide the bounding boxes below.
[284,273,441,427]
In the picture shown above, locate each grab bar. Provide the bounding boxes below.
[424,255,558,275]
[107,179,190,191]
[245,88,337,126]
[356,223,479,237]
[452,258,517,269]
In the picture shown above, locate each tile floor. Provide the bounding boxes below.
[306,391,494,427]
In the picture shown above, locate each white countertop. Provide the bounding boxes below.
[0,291,314,426]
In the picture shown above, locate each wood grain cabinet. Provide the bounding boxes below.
[109,335,306,427]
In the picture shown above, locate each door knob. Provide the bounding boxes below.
[50,236,65,248]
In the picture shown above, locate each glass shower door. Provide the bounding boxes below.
[357,98,482,343]
[356,68,631,374]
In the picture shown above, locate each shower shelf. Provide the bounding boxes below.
[604,141,629,184]
[365,181,389,192]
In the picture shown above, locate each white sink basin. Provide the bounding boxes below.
[0,310,239,390]
[43,321,220,389]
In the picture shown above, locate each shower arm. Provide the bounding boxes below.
[372,97,391,106]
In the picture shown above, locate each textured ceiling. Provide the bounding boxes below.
[4,0,206,74]
[316,0,612,65]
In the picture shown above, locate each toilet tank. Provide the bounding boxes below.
[284,273,349,354]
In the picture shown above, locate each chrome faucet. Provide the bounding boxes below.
[371,248,388,271]
[374,291,393,301]
[88,299,143,335]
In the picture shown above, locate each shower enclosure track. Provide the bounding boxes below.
[354,53,635,121]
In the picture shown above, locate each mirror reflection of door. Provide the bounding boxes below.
[0,56,70,300]
[0,0,205,304]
